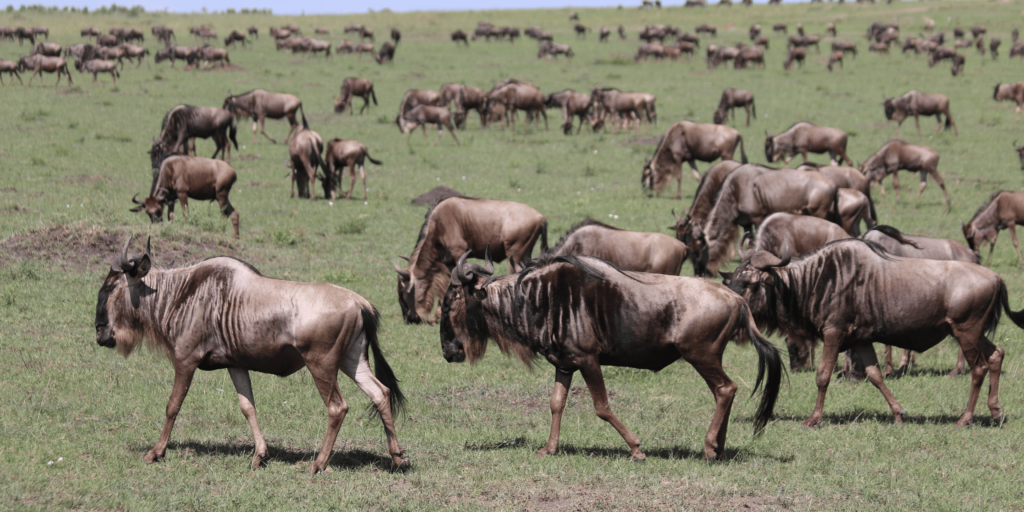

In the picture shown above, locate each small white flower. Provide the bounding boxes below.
[436,177,440,181]
[66,205,69,208]
[216,388,223,392]
[609,214,613,218]
[614,215,619,219]
[329,202,333,206]
[593,150,597,154]
[57,457,63,462]
[47,461,53,465]
[364,202,368,205]
[462,176,466,179]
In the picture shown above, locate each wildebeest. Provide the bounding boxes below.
[726,239,1020,428]
[152,25,174,45]
[783,47,806,70]
[826,23,837,37]
[695,23,717,36]
[95,237,408,472]
[831,41,857,57]
[74,57,120,85]
[486,80,547,130]
[883,90,957,136]
[187,45,231,69]
[537,40,574,59]
[599,27,611,42]
[153,105,238,164]
[224,30,249,48]
[132,155,240,237]
[826,51,845,71]
[788,35,820,53]
[334,77,377,115]
[574,23,590,39]
[0,59,23,85]
[713,88,755,126]
[993,82,1024,121]
[589,87,655,133]
[439,251,781,461]
[545,219,687,275]
[324,138,382,201]
[97,34,118,47]
[288,127,325,199]
[118,44,150,68]
[860,140,950,211]
[335,39,354,53]
[795,163,875,220]
[395,105,461,147]
[248,26,258,39]
[30,42,62,57]
[618,25,627,40]
[391,27,401,44]
[834,188,875,236]
[950,53,965,76]
[15,26,35,46]
[397,89,444,119]
[544,89,591,135]
[869,42,890,55]
[451,29,469,45]
[453,85,489,128]
[773,23,787,34]
[81,26,100,39]
[642,120,747,197]
[963,191,1024,266]
[376,41,396,64]
[670,161,745,274]
[734,46,765,69]
[929,46,957,67]
[154,45,194,67]
[394,197,547,324]
[765,122,854,166]
[223,90,307,144]
[17,54,72,87]
[990,37,1001,59]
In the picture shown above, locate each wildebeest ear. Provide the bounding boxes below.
[472,288,487,300]
[719,270,733,283]
[749,250,783,270]
[135,253,152,279]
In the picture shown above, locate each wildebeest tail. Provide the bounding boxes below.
[540,221,549,252]
[737,135,748,164]
[365,150,383,165]
[370,86,378,105]
[866,185,877,223]
[299,102,309,129]
[362,307,406,420]
[998,281,1024,334]
[826,187,841,226]
[751,98,757,119]
[944,113,952,130]
[740,304,782,437]
[228,116,238,150]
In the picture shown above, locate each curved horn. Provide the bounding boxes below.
[452,250,473,285]
[776,243,792,267]
[120,235,133,262]
[131,193,143,205]
[393,259,410,278]
[482,244,494,274]
[672,209,682,222]
[145,236,152,257]
[398,255,410,262]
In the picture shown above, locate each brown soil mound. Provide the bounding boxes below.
[410,186,465,206]
[1,225,238,271]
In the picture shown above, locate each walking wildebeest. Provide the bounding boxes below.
[30,42,62,57]
[74,57,119,85]
[439,251,781,461]
[224,30,249,48]
[334,77,377,115]
[0,59,24,85]
[17,54,72,87]
[993,82,1024,121]
[990,37,1001,59]
[394,197,547,324]
[376,41,396,64]
[726,239,1021,428]
[154,45,194,67]
[826,51,844,71]
[963,191,1024,266]
[712,88,755,126]
[451,29,469,45]
[487,81,547,130]
[670,161,745,275]
[765,122,854,166]
[783,47,806,70]
[95,237,408,472]
[590,88,656,134]
[883,90,957,136]
[186,45,230,69]
[81,26,100,39]
[537,41,574,59]
[288,127,325,199]
[133,155,240,237]
[544,89,591,135]
[642,120,747,197]
[545,218,688,275]
[397,88,444,118]
[324,138,382,201]
[223,90,308,144]
[859,140,950,211]
[396,105,461,147]
[452,85,488,128]
[153,105,238,163]
[119,44,150,68]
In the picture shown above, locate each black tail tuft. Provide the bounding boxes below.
[998,281,1024,334]
[826,187,841,226]
[751,98,757,119]
[370,86,378,106]
[365,151,383,165]
[865,186,877,224]
[540,221,549,252]
[362,307,406,421]
[867,225,922,249]
[944,114,952,130]
[228,116,238,150]
[299,103,309,129]
[743,305,782,437]
[738,135,748,164]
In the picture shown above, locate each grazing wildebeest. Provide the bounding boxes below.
[1011,41,1024,59]
[954,27,965,40]
[224,30,249,48]
[396,105,461,147]
[734,46,764,69]
[537,40,574,59]
[993,82,1024,121]
[74,58,119,84]
[963,191,1024,266]
[247,26,258,39]
[223,90,307,144]
[727,239,1021,428]
[990,37,1001,59]
[695,23,717,36]
[353,43,376,58]
[335,39,355,53]
[713,88,755,126]
[754,36,769,50]
[81,26,100,39]
[869,42,890,55]
[314,27,330,35]
[187,45,230,69]
[590,88,656,133]
[334,77,377,115]
[831,40,857,57]
[859,225,979,377]
[788,35,821,53]
[154,45,195,67]
[773,23,787,35]
[860,140,950,210]
[929,46,957,67]
[765,122,854,166]
[700,166,838,276]
[574,23,590,39]
[154,105,238,163]
[883,90,957,136]
[749,24,761,41]
[133,155,240,237]
[451,85,488,128]
[96,237,408,472]
[783,47,806,70]
[643,121,747,197]
[17,54,72,87]
[30,42,62,57]
[599,27,611,42]
[827,53,844,71]
[391,27,401,44]
[15,26,35,46]
[375,41,396,64]
[826,23,837,37]
[440,251,781,461]
[0,59,23,85]
[950,54,965,76]
[487,81,547,130]
[544,89,592,135]
[975,37,986,56]
[288,127,325,199]
[394,197,547,324]
[324,138,382,201]
[971,25,987,38]
[545,219,688,275]
[670,161,745,274]
[795,163,876,221]
[451,29,469,45]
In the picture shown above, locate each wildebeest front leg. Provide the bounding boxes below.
[359,165,367,200]
[852,345,906,425]
[341,344,410,468]
[914,114,922,136]
[445,122,461,146]
[579,361,645,461]
[259,116,277,144]
[228,368,269,470]
[537,369,573,457]
[1007,222,1024,266]
[145,365,197,464]
[178,192,189,218]
[803,331,841,428]
[306,363,349,474]
[949,347,967,377]
[890,169,902,202]
[688,160,701,182]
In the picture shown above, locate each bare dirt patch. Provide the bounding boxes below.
[0,225,240,270]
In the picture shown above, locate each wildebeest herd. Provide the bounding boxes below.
[34,11,1019,474]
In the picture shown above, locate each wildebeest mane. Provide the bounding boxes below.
[159,104,197,132]
[863,225,923,249]
[971,190,1005,221]
[413,195,477,250]
[545,218,621,255]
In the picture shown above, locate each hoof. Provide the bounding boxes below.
[535,449,553,457]
[632,454,647,462]
[395,457,411,470]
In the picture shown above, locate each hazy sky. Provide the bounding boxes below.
[62,0,784,16]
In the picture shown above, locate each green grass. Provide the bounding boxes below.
[3,2,1024,510]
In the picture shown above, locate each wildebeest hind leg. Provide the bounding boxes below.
[852,345,906,425]
[684,350,736,460]
[340,345,409,467]
[537,370,573,457]
[579,361,645,460]
[228,368,268,469]
[145,366,197,464]
[956,337,1001,427]
[306,363,349,474]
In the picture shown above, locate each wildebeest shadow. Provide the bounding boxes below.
[131,441,405,472]
[773,409,1006,427]
[464,437,794,463]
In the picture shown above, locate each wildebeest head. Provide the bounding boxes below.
[713,107,726,125]
[130,192,167,223]
[1014,140,1024,170]
[724,246,791,329]
[763,131,776,162]
[670,210,710,277]
[222,91,238,114]
[393,256,418,323]
[95,236,152,351]
[994,82,1006,101]
[439,249,494,363]
[882,97,904,121]
[641,158,657,192]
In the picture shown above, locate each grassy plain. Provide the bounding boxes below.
[2,1,1024,510]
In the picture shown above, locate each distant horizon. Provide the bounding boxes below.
[19,0,804,16]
